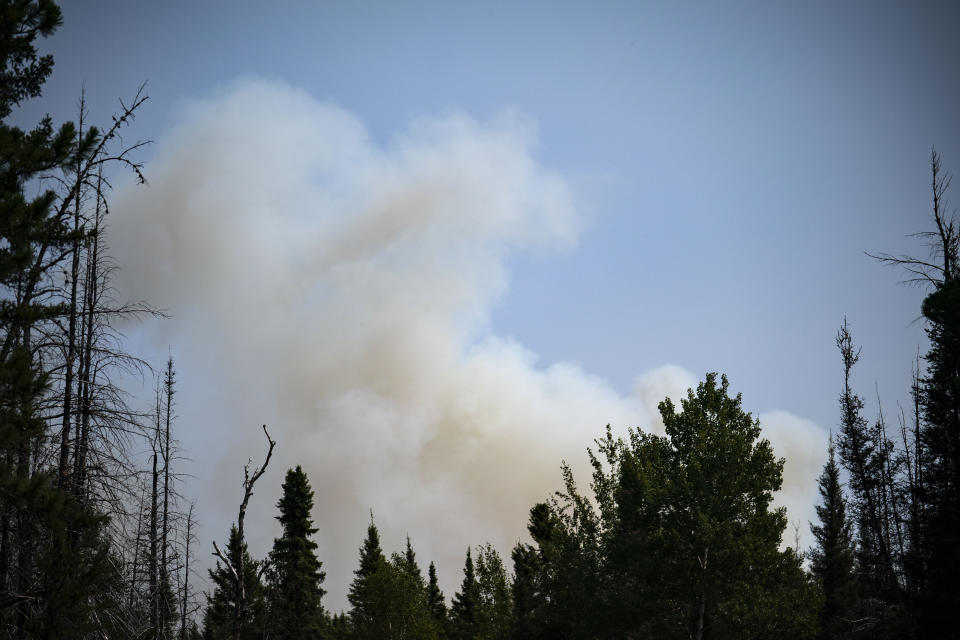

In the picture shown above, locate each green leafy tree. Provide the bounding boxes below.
[510,496,600,640]
[384,545,440,640]
[265,466,327,639]
[474,544,512,640]
[203,526,265,640]
[567,374,819,639]
[809,435,856,639]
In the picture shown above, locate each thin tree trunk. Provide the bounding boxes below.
[75,195,99,500]
[161,358,174,639]
[150,441,159,636]
[130,488,145,611]
[180,504,193,640]
[14,325,33,638]
[58,104,85,488]
[695,546,708,640]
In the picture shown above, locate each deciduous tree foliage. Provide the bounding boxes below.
[512,374,818,639]
[608,373,818,638]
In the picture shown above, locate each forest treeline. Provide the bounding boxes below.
[1,2,957,638]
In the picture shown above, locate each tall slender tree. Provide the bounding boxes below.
[913,150,959,636]
[450,548,480,640]
[809,435,856,639]
[427,561,448,637]
[265,465,327,639]
[474,543,512,640]
[348,516,388,639]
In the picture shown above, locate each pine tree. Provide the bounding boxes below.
[427,561,448,636]
[915,150,960,636]
[203,526,265,640]
[809,435,856,639]
[866,149,960,636]
[348,516,388,639]
[835,323,881,575]
[327,611,352,640]
[450,547,480,640]
[265,466,327,640]
[402,535,424,584]
[347,519,437,639]
[0,2,121,634]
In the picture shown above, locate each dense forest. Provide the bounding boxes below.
[1,2,957,638]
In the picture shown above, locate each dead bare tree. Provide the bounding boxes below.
[212,425,276,640]
[869,148,957,287]
[180,502,196,640]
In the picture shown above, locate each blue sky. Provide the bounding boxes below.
[22,0,960,610]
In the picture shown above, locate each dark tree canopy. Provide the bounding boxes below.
[203,526,265,640]
[266,465,327,639]
[809,435,856,639]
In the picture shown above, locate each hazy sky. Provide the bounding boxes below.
[20,0,960,612]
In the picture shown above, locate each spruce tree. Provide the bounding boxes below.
[265,466,327,639]
[347,520,437,639]
[327,612,352,640]
[915,151,960,636]
[867,149,960,636]
[402,535,425,586]
[427,561,448,636]
[203,526,265,640]
[809,435,855,639]
[834,321,896,596]
[450,547,480,640]
[347,516,388,639]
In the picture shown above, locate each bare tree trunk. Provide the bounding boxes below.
[0,511,8,596]
[150,434,159,636]
[180,503,193,640]
[75,187,100,500]
[130,488,146,612]
[212,425,275,640]
[160,358,175,639]
[695,546,708,640]
[59,98,86,488]
[14,325,33,638]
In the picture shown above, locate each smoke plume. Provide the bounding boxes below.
[112,79,826,610]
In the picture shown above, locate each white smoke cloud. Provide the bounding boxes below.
[112,79,827,611]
